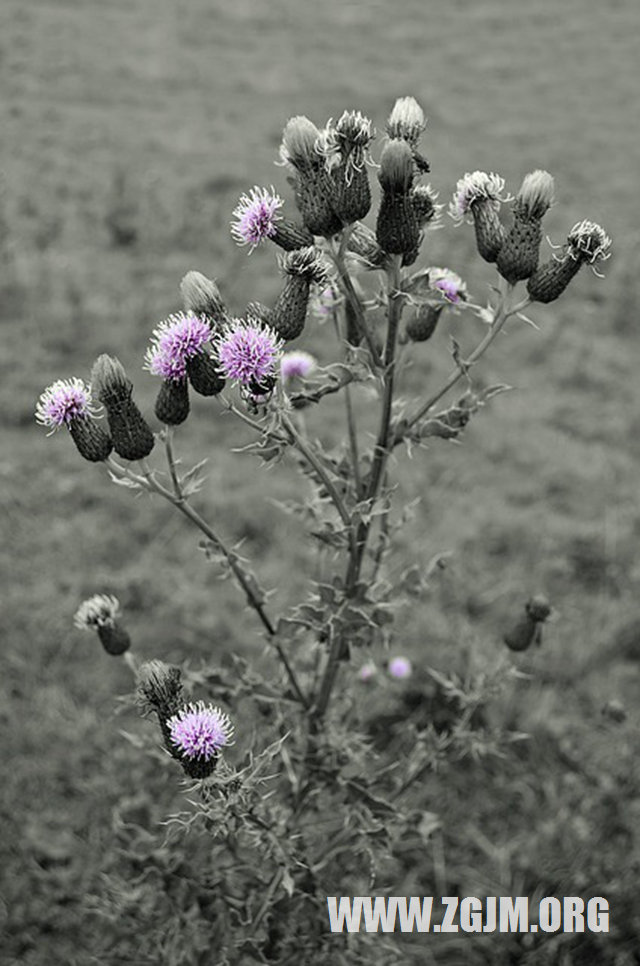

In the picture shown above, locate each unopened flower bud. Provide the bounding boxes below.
[74,594,131,655]
[386,96,427,147]
[280,116,343,237]
[185,350,226,396]
[497,171,555,283]
[180,271,228,323]
[68,417,114,462]
[376,140,420,256]
[271,247,332,341]
[91,355,155,461]
[405,303,444,342]
[504,594,551,652]
[154,377,190,425]
[136,659,184,720]
[450,171,508,263]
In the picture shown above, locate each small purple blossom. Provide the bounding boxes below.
[145,313,211,382]
[167,702,234,760]
[216,318,283,388]
[231,187,284,251]
[429,267,467,305]
[36,378,94,432]
[388,656,412,679]
[281,351,316,380]
[358,662,377,683]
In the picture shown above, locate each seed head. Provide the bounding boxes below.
[449,171,508,223]
[516,170,555,220]
[145,313,212,382]
[567,220,611,266]
[36,378,96,432]
[281,350,316,380]
[386,97,427,146]
[167,701,234,760]
[231,186,284,251]
[216,318,283,388]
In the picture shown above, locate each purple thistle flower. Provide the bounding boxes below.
[281,350,316,380]
[358,662,377,683]
[36,378,96,432]
[231,187,284,251]
[167,701,234,760]
[429,267,467,305]
[216,318,283,389]
[388,656,412,679]
[145,313,212,382]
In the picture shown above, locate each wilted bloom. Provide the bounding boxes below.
[386,96,427,147]
[74,594,130,655]
[527,220,611,303]
[429,267,467,304]
[167,701,234,778]
[36,378,113,462]
[281,350,316,380]
[272,246,332,341]
[358,661,377,683]
[497,170,555,283]
[216,318,283,389]
[449,171,509,263]
[412,184,441,228]
[388,656,412,679]
[322,111,374,223]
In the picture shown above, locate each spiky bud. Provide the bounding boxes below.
[496,171,555,283]
[279,116,343,237]
[136,659,185,754]
[405,303,444,343]
[186,350,226,396]
[180,271,228,324]
[271,247,331,341]
[154,377,190,425]
[386,96,427,147]
[68,417,114,462]
[504,594,551,652]
[91,355,155,461]
[376,140,420,256]
[74,594,131,656]
[323,111,374,224]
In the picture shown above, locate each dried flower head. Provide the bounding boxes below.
[145,313,212,382]
[167,701,234,760]
[567,219,612,266]
[449,171,509,223]
[216,318,283,388]
[322,111,375,174]
[281,350,316,380]
[36,378,96,432]
[388,656,412,679]
[429,267,467,304]
[386,96,427,145]
[74,594,120,630]
[231,186,284,251]
[516,170,555,219]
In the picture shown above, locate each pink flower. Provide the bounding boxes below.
[231,187,284,251]
[216,318,283,388]
[281,351,316,380]
[358,662,377,683]
[167,702,234,761]
[35,378,95,432]
[145,313,212,381]
[388,656,412,679]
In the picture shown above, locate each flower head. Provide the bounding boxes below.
[322,111,375,174]
[388,656,412,679]
[167,701,234,760]
[449,171,509,223]
[358,662,377,683]
[145,313,212,382]
[216,318,283,388]
[567,219,611,266]
[281,350,316,380]
[428,267,467,304]
[386,97,427,145]
[231,186,284,251]
[74,594,120,630]
[516,170,555,219]
[279,115,322,169]
[36,378,95,432]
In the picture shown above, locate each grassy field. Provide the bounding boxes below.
[2,0,640,961]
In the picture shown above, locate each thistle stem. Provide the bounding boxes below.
[329,238,382,367]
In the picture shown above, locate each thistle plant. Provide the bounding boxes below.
[38,96,611,964]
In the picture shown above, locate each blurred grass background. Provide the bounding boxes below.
[2,0,640,961]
